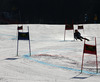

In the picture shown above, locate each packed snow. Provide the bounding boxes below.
[0,24,100,82]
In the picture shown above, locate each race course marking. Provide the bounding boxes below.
[23,54,100,75]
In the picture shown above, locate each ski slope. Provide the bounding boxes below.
[0,24,100,82]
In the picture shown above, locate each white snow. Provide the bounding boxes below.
[0,24,100,82]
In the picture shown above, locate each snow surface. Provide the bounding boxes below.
[0,24,100,82]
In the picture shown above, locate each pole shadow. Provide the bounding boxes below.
[5,58,19,60]
[71,73,94,79]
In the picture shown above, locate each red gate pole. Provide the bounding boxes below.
[82,25,84,33]
[73,27,75,41]
[96,54,98,73]
[64,29,66,41]
[95,37,98,73]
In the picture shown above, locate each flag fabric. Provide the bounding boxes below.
[18,32,29,40]
[65,24,73,30]
[17,26,23,30]
[84,44,96,55]
[78,26,83,29]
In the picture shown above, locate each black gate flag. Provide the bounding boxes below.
[17,26,23,30]
[84,44,96,55]
[18,32,29,40]
[78,26,83,29]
